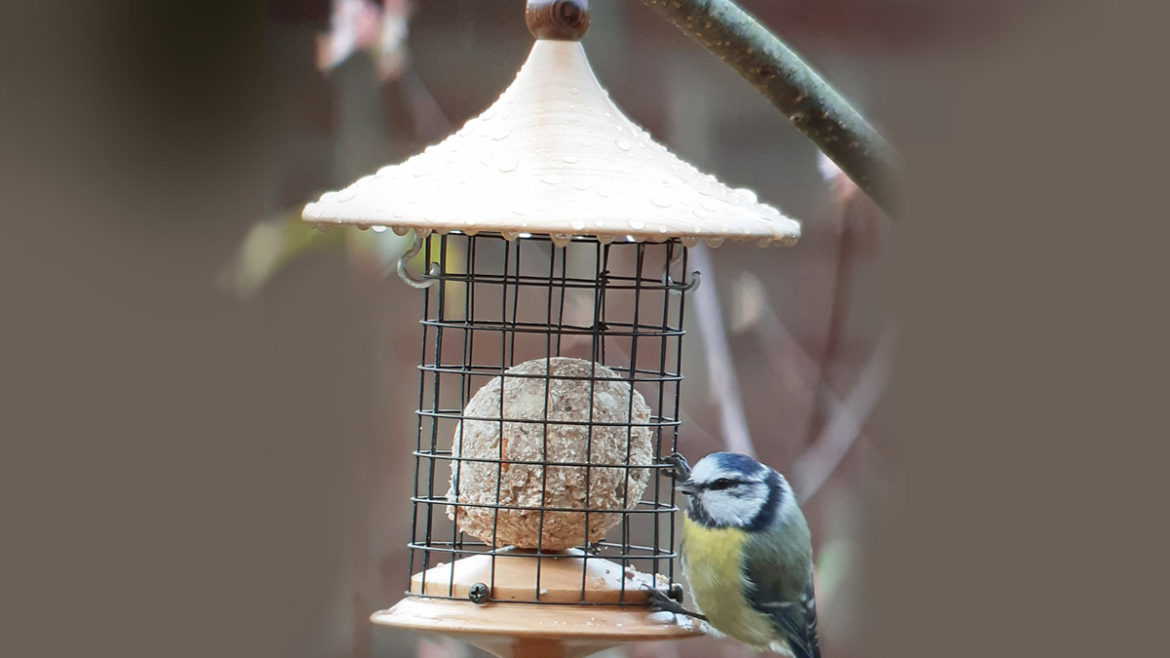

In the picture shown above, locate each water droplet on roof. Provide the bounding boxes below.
[733,188,758,203]
[496,156,519,173]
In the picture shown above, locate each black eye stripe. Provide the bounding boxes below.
[705,478,741,490]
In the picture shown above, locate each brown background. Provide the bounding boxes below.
[2,1,1167,657]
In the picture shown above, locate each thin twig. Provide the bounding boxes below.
[732,270,849,438]
[732,271,888,503]
[690,245,756,457]
[638,0,899,215]
[800,200,859,455]
[791,324,895,502]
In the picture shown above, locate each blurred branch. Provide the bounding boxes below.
[731,270,888,502]
[792,325,895,502]
[691,245,756,457]
[731,270,850,426]
[800,200,860,458]
[638,0,899,215]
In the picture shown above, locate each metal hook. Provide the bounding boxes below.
[664,244,701,293]
[665,270,702,293]
[396,233,440,289]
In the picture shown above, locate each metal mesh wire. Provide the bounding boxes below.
[407,232,693,606]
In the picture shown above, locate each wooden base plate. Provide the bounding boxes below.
[373,597,704,658]
[379,552,704,657]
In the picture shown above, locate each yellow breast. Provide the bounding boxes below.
[682,516,780,649]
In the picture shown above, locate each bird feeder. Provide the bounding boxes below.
[303,2,799,657]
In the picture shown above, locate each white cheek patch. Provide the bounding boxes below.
[698,493,740,525]
[700,487,769,526]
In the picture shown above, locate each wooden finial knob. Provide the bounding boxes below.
[526,0,589,41]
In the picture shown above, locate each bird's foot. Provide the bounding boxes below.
[661,452,692,482]
[644,586,708,621]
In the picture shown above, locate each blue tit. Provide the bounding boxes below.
[652,452,820,658]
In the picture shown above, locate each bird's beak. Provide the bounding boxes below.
[677,480,697,496]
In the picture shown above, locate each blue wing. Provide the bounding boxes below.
[744,547,820,658]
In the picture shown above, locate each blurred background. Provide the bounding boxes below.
[11,1,1121,658]
[254,2,903,656]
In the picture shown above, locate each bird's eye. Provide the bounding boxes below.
[709,478,735,490]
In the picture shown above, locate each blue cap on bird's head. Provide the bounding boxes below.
[676,452,770,495]
[705,452,768,477]
[679,452,768,490]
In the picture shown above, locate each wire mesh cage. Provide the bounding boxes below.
[406,232,696,607]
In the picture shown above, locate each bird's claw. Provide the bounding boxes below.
[661,452,692,481]
[645,585,684,613]
[643,585,708,621]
